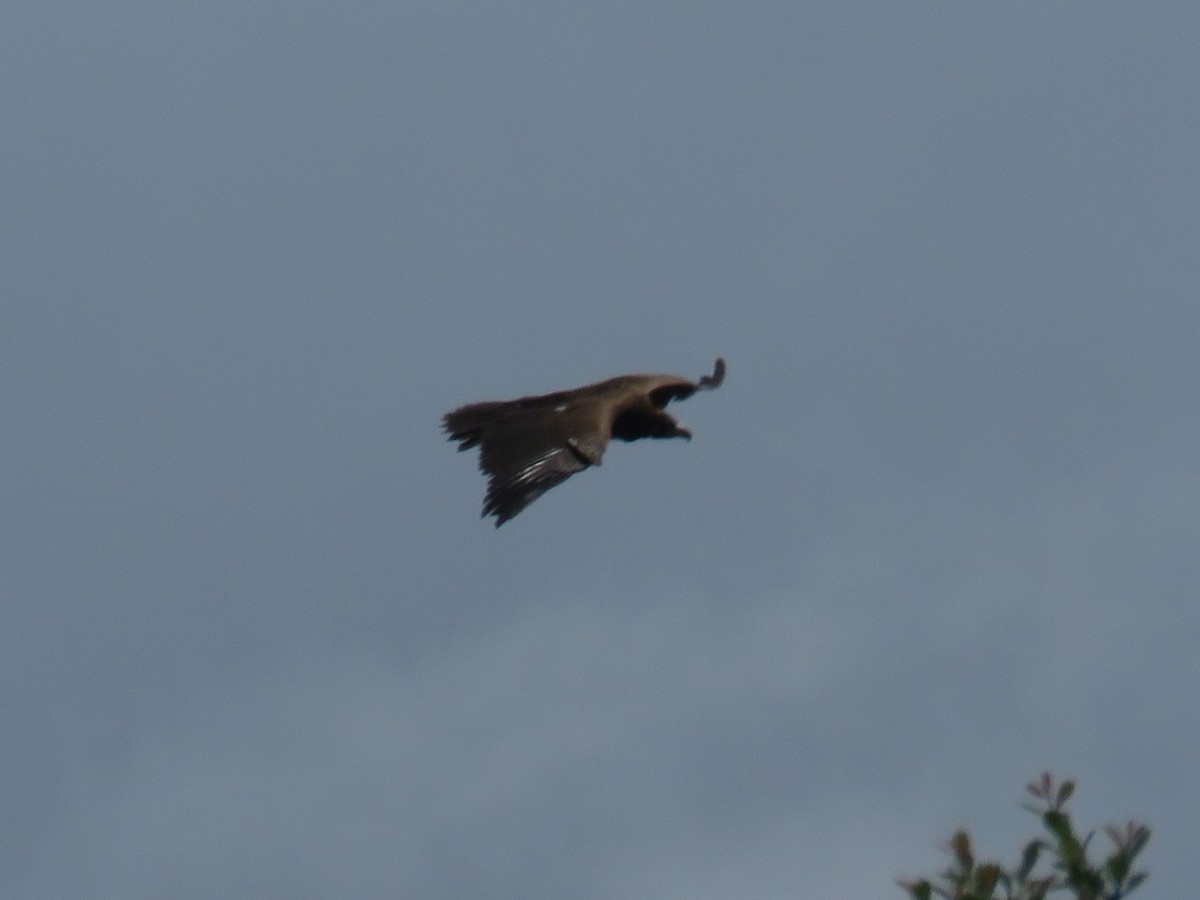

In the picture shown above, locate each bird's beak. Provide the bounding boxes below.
[678,426,692,441]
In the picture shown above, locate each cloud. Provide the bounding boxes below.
[8,582,914,899]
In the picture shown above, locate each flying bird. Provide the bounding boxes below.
[443,358,726,526]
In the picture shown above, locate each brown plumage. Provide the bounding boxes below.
[443,358,726,526]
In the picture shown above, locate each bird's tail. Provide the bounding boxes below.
[442,401,508,450]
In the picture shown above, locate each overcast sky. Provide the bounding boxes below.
[4,2,1198,897]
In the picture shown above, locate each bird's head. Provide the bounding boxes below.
[652,411,692,441]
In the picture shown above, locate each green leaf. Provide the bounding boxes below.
[1018,839,1044,880]
[994,870,1011,895]
[1106,852,1130,884]
[1042,811,1074,846]
[974,863,1000,898]
[950,830,974,870]
[1055,780,1075,808]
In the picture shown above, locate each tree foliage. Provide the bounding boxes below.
[899,773,1151,900]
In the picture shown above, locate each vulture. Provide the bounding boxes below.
[443,358,725,526]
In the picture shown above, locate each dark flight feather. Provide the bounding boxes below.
[443,358,725,526]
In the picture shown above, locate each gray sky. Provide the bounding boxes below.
[4,2,1198,897]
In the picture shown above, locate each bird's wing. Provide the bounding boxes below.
[644,358,726,407]
[467,402,611,525]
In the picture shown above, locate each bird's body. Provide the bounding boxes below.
[443,359,725,525]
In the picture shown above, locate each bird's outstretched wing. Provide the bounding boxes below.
[443,400,610,526]
[645,357,726,407]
